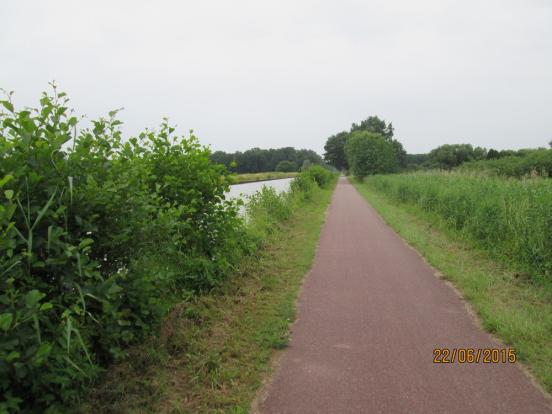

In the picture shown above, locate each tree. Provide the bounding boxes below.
[323,131,349,170]
[350,116,406,168]
[324,115,407,171]
[344,131,398,179]
[350,116,394,139]
[486,149,500,160]
[275,160,298,172]
[390,139,407,168]
[405,153,429,169]
[428,144,487,170]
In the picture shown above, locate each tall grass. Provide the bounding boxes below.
[363,172,552,283]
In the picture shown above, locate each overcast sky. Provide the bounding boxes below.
[2,0,551,154]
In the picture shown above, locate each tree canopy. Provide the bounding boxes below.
[350,115,394,139]
[427,144,487,170]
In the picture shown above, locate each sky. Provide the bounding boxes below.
[2,0,552,155]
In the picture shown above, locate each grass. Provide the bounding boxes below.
[352,179,552,394]
[361,172,552,283]
[77,181,336,413]
[232,172,298,184]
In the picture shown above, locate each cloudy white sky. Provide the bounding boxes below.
[2,0,551,154]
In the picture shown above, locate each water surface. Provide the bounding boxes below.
[226,177,292,200]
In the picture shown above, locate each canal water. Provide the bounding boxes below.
[226,177,293,200]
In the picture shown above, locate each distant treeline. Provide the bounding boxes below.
[323,118,552,178]
[406,145,552,177]
[211,147,324,173]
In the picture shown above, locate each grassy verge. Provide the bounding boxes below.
[232,172,298,184]
[77,181,336,413]
[352,179,552,393]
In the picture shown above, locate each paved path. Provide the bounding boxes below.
[259,177,552,414]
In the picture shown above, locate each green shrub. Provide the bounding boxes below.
[364,172,552,282]
[301,165,334,188]
[0,87,248,411]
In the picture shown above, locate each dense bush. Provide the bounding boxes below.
[301,165,335,188]
[460,149,552,178]
[0,87,249,411]
[364,172,552,282]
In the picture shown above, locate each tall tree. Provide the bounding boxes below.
[350,116,406,167]
[323,131,349,170]
[350,116,394,139]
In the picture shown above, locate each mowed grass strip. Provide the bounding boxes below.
[352,179,552,394]
[77,184,335,414]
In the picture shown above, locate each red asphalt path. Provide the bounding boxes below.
[260,177,552,414]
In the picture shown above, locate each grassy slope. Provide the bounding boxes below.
[232,172,298,184]
[352,179,552,394]
[78,183,335,413]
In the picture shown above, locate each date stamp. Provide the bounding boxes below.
[433,348,516,364]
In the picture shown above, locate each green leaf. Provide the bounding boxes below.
[7,351,20,362]
[78,238,94,249]
[31,190,57,231]
[25,290,45,308]
[35,342,52,359]
[0,313,13,331]
[1,100,14,112]
[4,189,14,200]
[0,175,13,187]
[39,302,53,311]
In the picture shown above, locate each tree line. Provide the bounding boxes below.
[323,116,551,177]
[407,145,551,172]
[211,147,324,174]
